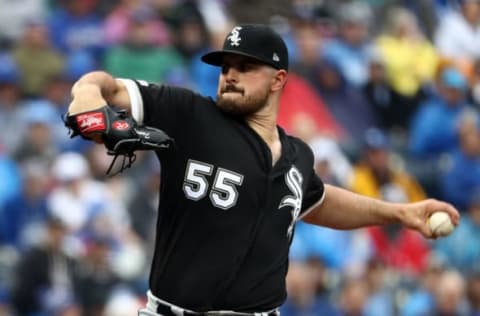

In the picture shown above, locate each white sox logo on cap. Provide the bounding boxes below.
[227,26,242,47]
[201,24,289,70]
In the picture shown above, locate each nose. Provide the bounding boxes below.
[223,66,239,84]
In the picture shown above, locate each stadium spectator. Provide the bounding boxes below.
[102,6,184,83]
[166,2,210,61]
[277,73,345,141]
[47,0,105,60]
[434,189,480,273]
[432,270,469,315]
[375,7,439,97]
[362,49,423,132]
[73,232,120,316]
[10,215,79,316]
[0,160,50,250]
[336,276,370,316]
[0,53,25,153]
[401,257,446,316]
[281,260,340,316]
[308,136,353,187]
[363,259,395,316]
[350,128,426,203]
[434,0,480,74]
[349,128,430,276]
[440,110,480,210]
[103,1,170,46]
[289,17,324,80]
[409,67,473,158]
[0,0,46,42]
[12,18,64,97]
[47,152,131,241]
[311,58,378,150]
[13,100,59,164]
[321,1,374,87]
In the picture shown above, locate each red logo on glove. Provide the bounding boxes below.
[76,112,106,134]
[112,120,130,131]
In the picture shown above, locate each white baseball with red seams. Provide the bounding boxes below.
[428,211,455,237]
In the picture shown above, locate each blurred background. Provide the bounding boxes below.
[1,0,480,315]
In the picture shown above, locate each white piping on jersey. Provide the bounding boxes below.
[297,189,326,221]
[117,78,144,124]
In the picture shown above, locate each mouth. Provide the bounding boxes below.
[222,91,243,96]
[222,85,244,95]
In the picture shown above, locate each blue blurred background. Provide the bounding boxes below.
[1,0,480,315]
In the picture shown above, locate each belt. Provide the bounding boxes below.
[147,291,280,316]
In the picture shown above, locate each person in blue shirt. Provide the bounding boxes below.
[321,2,374,87]
[434,190,480,273]
[409,67,473,158]
[281,259,340,316]
[0,160,49,249]
[440,110,480,210]
[48,0,105,60]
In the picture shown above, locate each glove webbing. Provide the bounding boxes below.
[106,151,137,176]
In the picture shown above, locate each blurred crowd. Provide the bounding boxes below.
[1,0,480,315]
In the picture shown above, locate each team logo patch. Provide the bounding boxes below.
[112,120,130,131]
[76,112,105,133]
[227,26,242,47]
[279,166,303,238]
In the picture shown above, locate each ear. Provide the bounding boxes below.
[271,69,288,92]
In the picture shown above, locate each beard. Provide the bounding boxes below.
[216,84,270,117]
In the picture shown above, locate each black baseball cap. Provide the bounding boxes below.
[201,24,289,71]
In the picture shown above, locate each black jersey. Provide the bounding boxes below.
[122,79,325,312]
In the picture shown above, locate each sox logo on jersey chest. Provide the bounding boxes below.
[279,166,303,238]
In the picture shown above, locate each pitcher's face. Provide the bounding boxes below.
[216,54,277,117]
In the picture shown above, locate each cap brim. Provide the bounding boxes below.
[201,50,280,69]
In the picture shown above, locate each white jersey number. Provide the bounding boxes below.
[183,160,213,201]
[183,160,244,210]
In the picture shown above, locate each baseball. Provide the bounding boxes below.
[428,211,455,237]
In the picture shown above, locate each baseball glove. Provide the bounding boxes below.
[64,105,173,175]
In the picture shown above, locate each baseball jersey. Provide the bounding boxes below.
[120,79,326,312]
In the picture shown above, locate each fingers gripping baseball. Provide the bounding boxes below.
[402,199,460,238]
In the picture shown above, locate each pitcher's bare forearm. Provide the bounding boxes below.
[302,184,459,238]
[69,71,131,114]
[302,185,401,229]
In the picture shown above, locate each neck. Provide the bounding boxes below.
[246,98,282,165]
[246,97,278,140]
[247,115,277,141]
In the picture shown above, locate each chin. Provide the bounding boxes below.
[216,99,249,117]
[216,91,269,117]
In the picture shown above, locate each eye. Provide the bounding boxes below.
[220,61,257,74]
[221,64,229,74]
[239,62,257,72]
[237,63,247,72]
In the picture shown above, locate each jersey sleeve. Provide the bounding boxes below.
[299,172,325,219]
[118,78,210,137]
